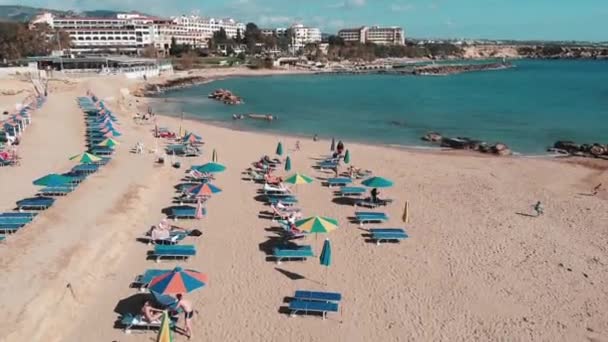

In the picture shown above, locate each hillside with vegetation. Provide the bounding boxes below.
[0,5,143,22]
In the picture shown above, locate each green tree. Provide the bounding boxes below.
[235,28,242,44]
[244,22,262,52]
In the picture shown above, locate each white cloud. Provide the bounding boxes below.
[258,15,293,26]
[390,3,414,12]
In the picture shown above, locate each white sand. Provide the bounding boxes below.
[0,74,606,342]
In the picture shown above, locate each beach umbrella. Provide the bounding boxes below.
[283,173,313,185]
[33,173,73,187]
[284,156,292,172]
[193,162,226,174]
[330,138,335,151]
[402,201,410,223]
[295,216,339,234]
[156,311,173,342]
[211,149,218,162]
[320,238,332,285]
[69,152,101,164]
[276,142,283,156]
[97,138,119,148]
[362,176,394,188]
[148,267,208,295]
[187,183,222,197]
[343,150,350,164]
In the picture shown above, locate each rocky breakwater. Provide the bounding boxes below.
[422,132,512,156]
[208,89,243,105]
[413,62,513,76]
[134,76,208,97]
[549,141,608,159]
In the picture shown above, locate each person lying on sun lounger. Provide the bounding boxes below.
[141,300,164,323]
[264,173,282,185]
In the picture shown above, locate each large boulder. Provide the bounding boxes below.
[422,132,443,142]
[590,144,606,157]
[554,140,580,153]
[492,143,512,156]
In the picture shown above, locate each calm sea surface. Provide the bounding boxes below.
[152,60,608,154]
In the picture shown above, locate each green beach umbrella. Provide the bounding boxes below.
[33,173,73,187]
[362,176,394,188]
[343,150,350,164]
[276,142,283,156]
[295,216,339,234]
[212,149,218,162]
[330,137,335,151]
[284,156,292,172]
[283,173,313,185]
[97,138,119,148]
[70,152,102,164]
[193,162,226,173]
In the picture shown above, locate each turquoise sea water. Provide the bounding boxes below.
[152,60,608,154]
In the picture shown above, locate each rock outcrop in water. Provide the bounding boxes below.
[548,141,608,159]
[422,132,512,156]
[134,76,208,97]
[413,62,513,76]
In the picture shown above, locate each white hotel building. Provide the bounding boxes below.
[261,24,322,50]
[338,26,405,45]
[31,13,245,54]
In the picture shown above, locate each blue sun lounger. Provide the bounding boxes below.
[267,196,298,206]
[89,147,114,156]
[132,269,171,291]
[16,197,55,210]
[326,177,352,187]
[355,198,394,208]
[338,187,366,197]
[151,245,196,262]
[370,228,409,244]
[271,245,314,264]
[318,161,338,170]
[39,186,74,196]
[0,217,32,225]
[0,223,27,233]
[294,290,342,303]
[169,206,206,219]
[288,300,339,319]
[72,164,99,174]
[355,211,389,225]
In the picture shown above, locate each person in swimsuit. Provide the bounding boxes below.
[176,293,194,339]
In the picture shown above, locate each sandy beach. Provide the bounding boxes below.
[0,71,607,342]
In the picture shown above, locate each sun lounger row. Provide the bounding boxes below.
[355,211,389,225]
[326,177,352,187]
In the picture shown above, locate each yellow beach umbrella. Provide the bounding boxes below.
[402,201,410,223]
[156,311,173,342]
[69,152,101,164]
[97,138,119,148]
[295,216,339,234]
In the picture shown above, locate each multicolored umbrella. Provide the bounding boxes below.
[284,156,292,172]
[33,173,73,187]
[362,176,394,188]
[343,150,350,164]
[148,267,208,295]
[276,142,283,156]
[195,198,204,220]
[97,138,119,148]
[183,133,202,144]
[69,152,101,164]
[283,173,314,185]
[187,183,222,197]
[156,311,173,342]
[295,216,338,233]
[193,162,226,173]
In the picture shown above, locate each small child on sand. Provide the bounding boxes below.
[533,201,544,217]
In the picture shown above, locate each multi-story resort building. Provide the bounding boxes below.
[338,26,405,45]
[260,24,321,50]
[30,12,245,54]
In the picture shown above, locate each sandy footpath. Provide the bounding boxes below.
[0,73,606,342]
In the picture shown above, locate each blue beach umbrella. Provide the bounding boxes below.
[362,176,394,188]
[284,156,292,172]
[320,238,332,286]
[193,162,226,173]
[276,142,283,156]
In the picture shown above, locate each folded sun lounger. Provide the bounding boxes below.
[369,228,409,244]
[326,178,352,187]
[151,245,196,262]
[271,245,314,264]
[288,300,339,319]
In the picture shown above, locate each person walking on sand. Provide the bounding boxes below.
[533,201,544,217]
[176,293,194,339]
[592,183,602,196]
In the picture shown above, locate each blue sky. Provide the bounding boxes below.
[4,0,608,41]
